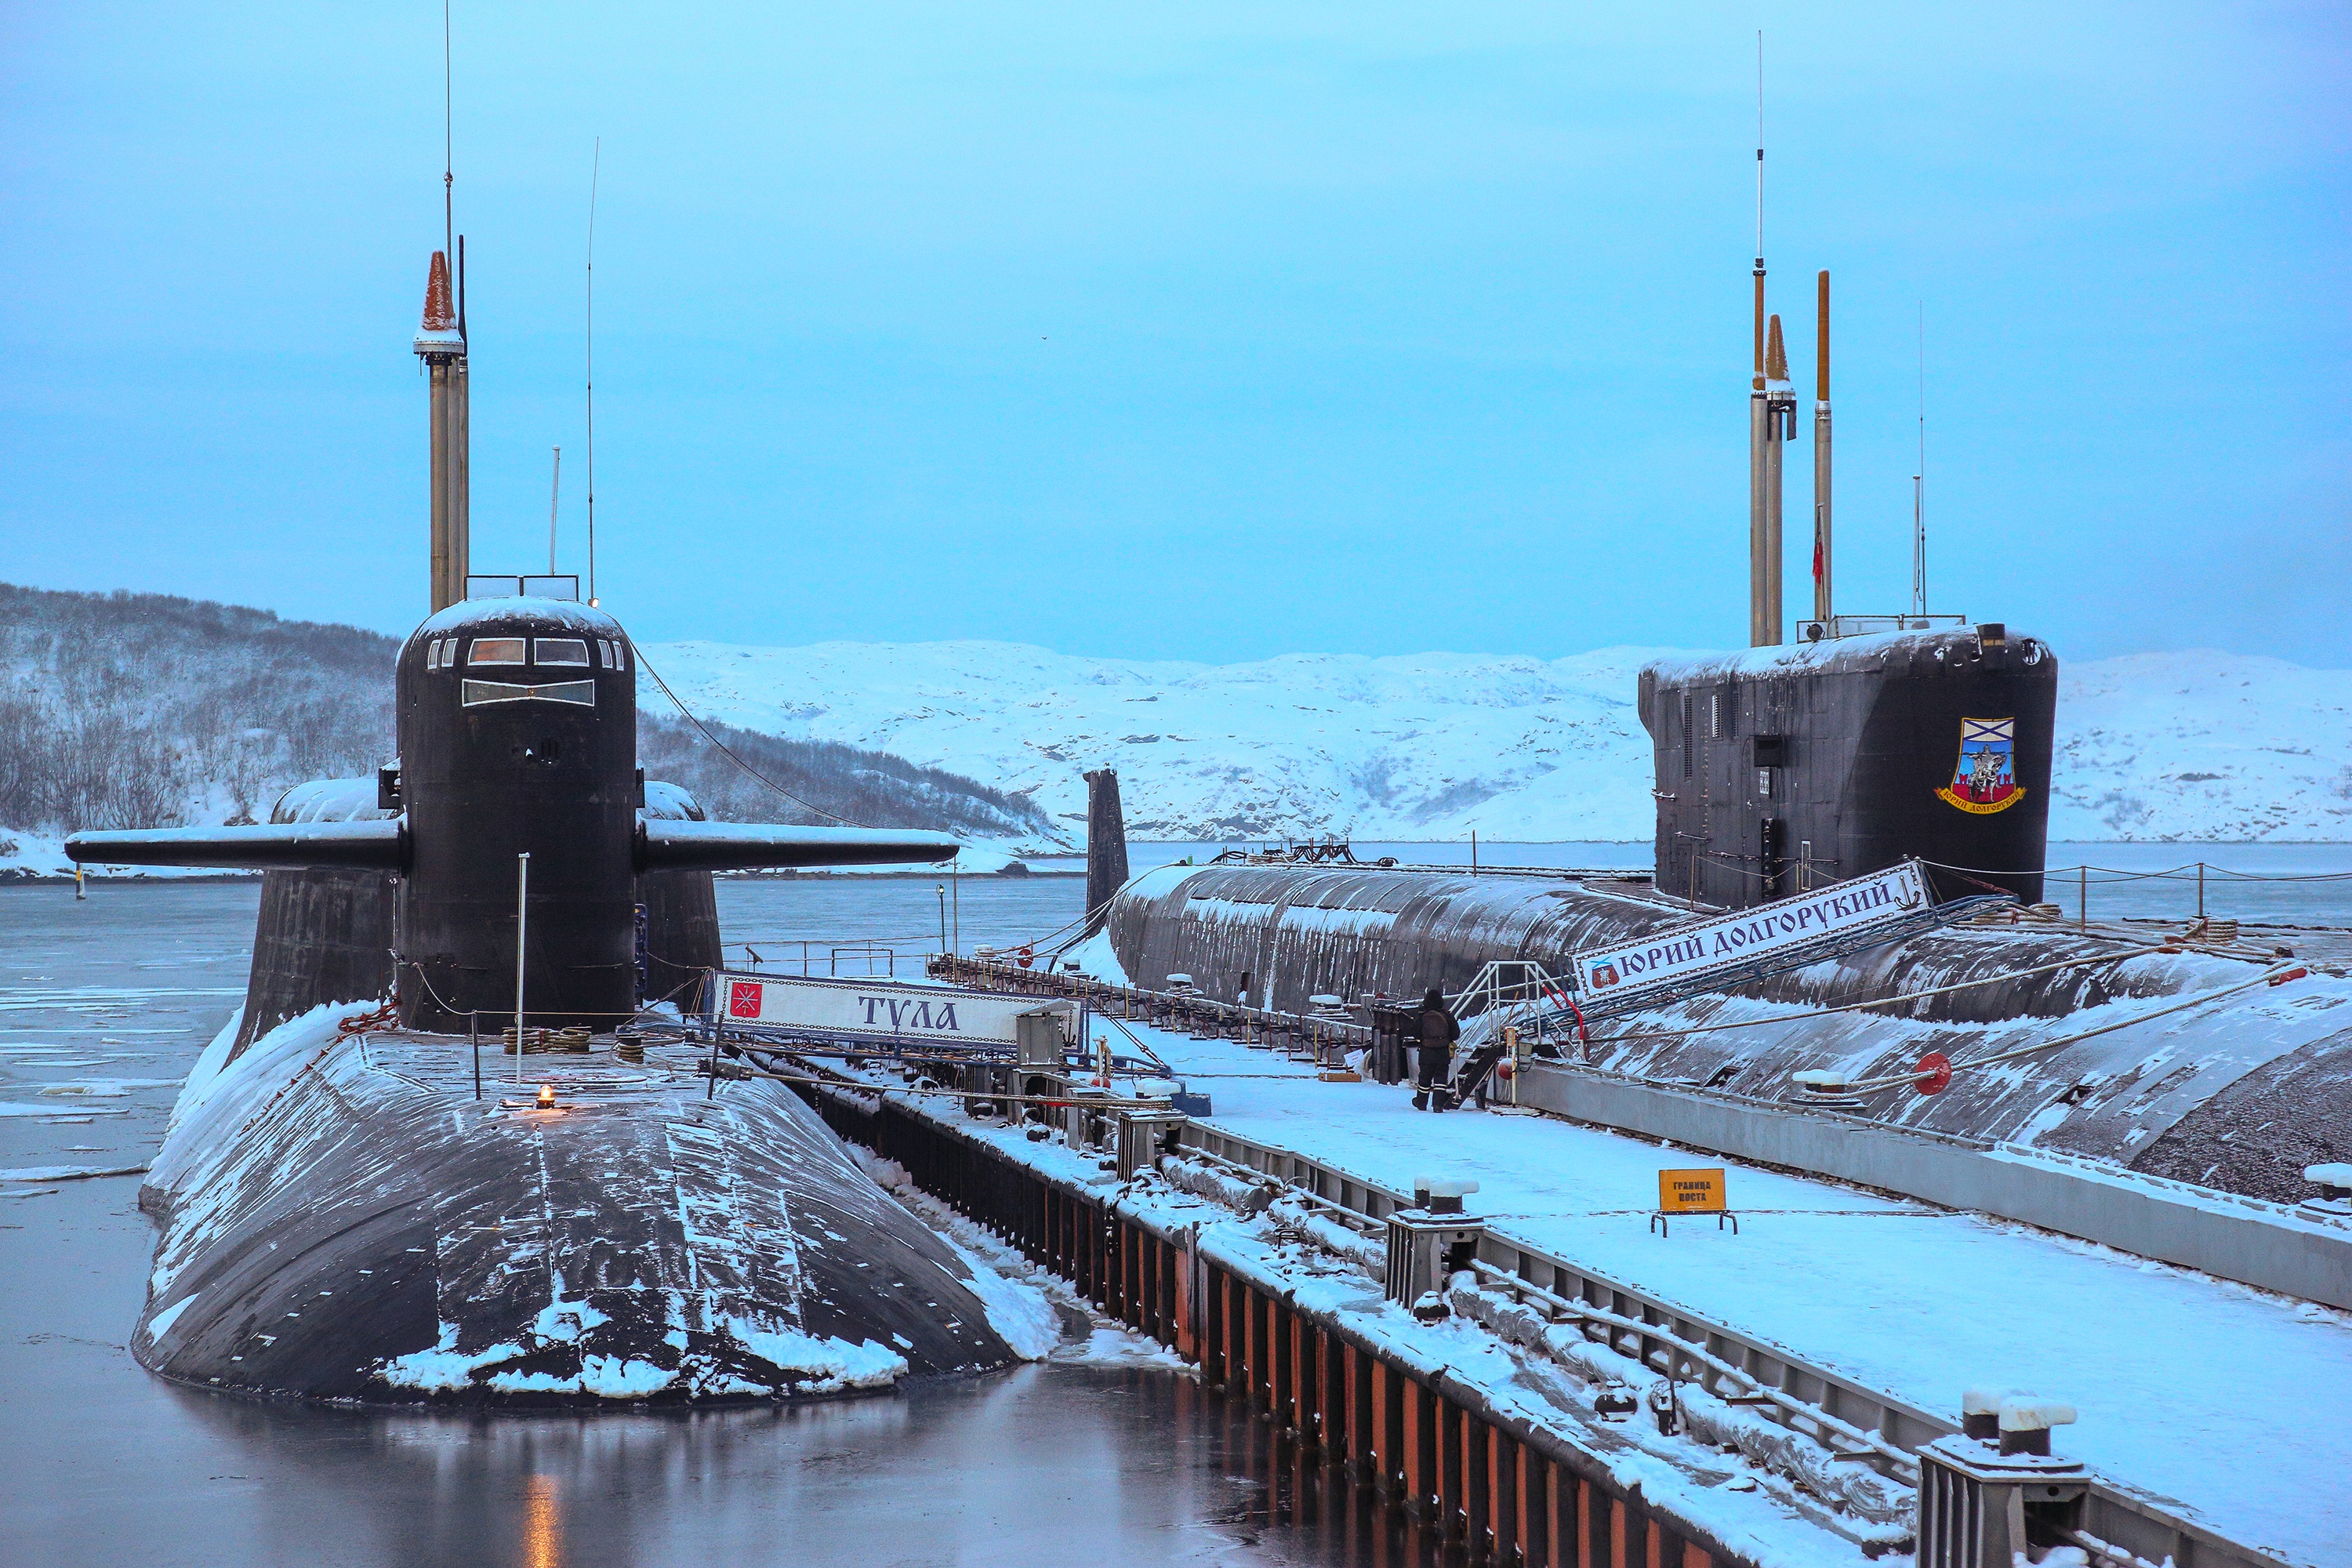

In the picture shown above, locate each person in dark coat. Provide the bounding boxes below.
[1411,986,1459,1111]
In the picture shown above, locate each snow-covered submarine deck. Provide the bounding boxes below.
[134,1004,1017,1403]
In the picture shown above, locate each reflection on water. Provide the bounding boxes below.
[524,1474,561,1568]
[135,1361,1446,1568]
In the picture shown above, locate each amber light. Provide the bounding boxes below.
[536,1083,556,1109]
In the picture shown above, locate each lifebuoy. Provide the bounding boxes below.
[1016,945,1034,970]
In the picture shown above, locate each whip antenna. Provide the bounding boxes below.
[547,446,561,574]
[1752,30,1766,382]
[442,1,453,267]
[1913,303,1927,618]
[585,138,600,607]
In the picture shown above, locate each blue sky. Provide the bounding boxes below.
[2,3,2345,666]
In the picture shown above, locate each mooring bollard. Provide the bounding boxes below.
[1385,1178,1483,1306]
[1917,1393,2085,1568]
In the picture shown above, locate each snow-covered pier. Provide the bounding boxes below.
[771,989,2348,1568]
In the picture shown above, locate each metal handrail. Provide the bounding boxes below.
[930,955,1374,1051]
[1460,1258,1919,1476]
[1160,1116,2285,1568]
[1176,1120,1939,1473]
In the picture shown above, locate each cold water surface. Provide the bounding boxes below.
[8,853,2348,1566]
[0,881,1406,1568]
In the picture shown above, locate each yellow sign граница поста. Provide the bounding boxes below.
[1657,1167,1726,1213]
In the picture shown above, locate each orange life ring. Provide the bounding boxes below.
[1016,945,1035,970]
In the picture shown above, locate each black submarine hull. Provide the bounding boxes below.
[136,1009,1014,1403]
[1641,627,2057,908]
[1104,860,2352,1206]
[231,775,724,1054]
[70,597,956,1041]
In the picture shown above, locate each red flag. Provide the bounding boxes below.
[1812,531,1824,584]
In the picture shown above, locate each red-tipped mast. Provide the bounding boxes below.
[421,251,457,332]
[416,251,470,613]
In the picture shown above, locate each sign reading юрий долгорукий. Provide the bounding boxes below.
[1570,860,1951,1017]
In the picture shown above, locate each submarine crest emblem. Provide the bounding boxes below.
[1936,715,2027,815]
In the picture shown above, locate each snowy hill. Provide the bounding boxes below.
[2052,652,2352,840]
[642,638,2352,844]
[0,584,1057,874]
[635,642,1674,844]
[5,578,2343,861]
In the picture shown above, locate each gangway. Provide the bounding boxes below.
[1442,861,2008,1107]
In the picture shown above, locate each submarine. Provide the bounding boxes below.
[1086,269,2352,1214]
[67,252,1019,1403]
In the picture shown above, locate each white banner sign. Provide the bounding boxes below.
[1575,860,1933,1004]
[717,971,1058,1044]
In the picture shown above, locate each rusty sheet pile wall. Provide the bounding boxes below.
[797,1083,1753,1568]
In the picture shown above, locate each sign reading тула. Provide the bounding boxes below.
[1657,1168,1727,1213]
[718,972,1059,1044]
[1576,861,1932,1007]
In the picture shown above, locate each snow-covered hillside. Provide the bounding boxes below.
[637,642,1678,844]
[642,639,2352,844]
[0,584,1058,871]
[2053,652,2352,840]
[7,575,2341,859]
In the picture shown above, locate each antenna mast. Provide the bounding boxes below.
[1747,31,1775,647]
[1746,33,1790,647]
[548,447,561,574]
[1755,31,1765,285]
[1912,303,1927,618]
[585,138,600,608]
[1753,30,1766,379]
[442,1,453,267]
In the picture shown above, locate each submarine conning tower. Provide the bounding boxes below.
[1639,624,2056,910]
[396,595,639,1030]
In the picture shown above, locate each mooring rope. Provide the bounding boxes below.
[630,643,875,829]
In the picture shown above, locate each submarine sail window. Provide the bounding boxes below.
[468,638,526,666]
[535,638,591,666]
[462,679,597,708]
